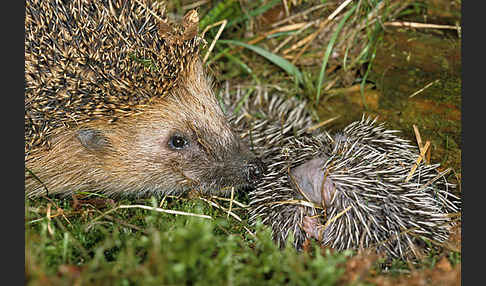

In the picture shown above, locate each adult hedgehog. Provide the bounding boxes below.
[25,0,263,197]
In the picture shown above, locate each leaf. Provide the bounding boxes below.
[219,39,303,85]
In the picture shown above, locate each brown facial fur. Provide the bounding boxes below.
[25,0,262,197]
[25,59,261,197]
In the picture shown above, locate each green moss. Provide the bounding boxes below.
[26,196,350,285]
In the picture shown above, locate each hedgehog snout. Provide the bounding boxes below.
[246,157,265,184]
[202,152,264,191]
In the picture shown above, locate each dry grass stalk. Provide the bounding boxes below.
[134,0,164,23]
[46,203,54,235]
[249,22,309,46]
[413,124,424,153]
[409,79,440,98]
[90,203,213,227]
[384,21,460,31]
[221,22,309,59]
[321,206,352,231]
[417,167,452,192]
[199,197,241,221]
[272,21,315,53]
[199,197,257,238]
[227,187,235,219]
[210,195,249,208]
[307,115,341,132]
[412,124,431,164]
[271,3,330,27]
[118,204,213,219]
[288,0,353,64]
[181,0,209,11]
[202,19,228,63]
[405,141,430,182]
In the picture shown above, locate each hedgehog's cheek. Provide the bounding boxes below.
[76,128,112,154]
[289,157,336,208]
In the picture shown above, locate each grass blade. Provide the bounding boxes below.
[219,39,303,84]
[222,50,260,84]
[227,0,281,28]
[316,4,357,105]
[199,0,237,32]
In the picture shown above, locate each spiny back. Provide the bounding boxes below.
[25,0,201,156]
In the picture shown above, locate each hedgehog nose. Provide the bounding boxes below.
[247,158,265,184]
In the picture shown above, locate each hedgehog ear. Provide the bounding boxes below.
[76,128,111,153]
[182,9,199,40]
[158,20,172,38]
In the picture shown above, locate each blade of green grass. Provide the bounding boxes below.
[234,87,254,114]
[199,0,238,32]
[359,49,375,110]
[358,21,382,110]
[25,167,49,196]
[316,4,357,105]
[219,39,303,85]
[227,0,281,28]
[222,51,261,84]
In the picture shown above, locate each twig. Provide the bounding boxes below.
[100,214,147,234]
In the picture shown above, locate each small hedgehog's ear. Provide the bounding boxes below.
[182,9,199,40]
[158,19,172,38]
[76,128,111,153]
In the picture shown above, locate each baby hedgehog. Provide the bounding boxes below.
[25,0,263,198]
[226,87,460,260]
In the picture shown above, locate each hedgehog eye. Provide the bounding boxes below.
[168,134,189,150]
